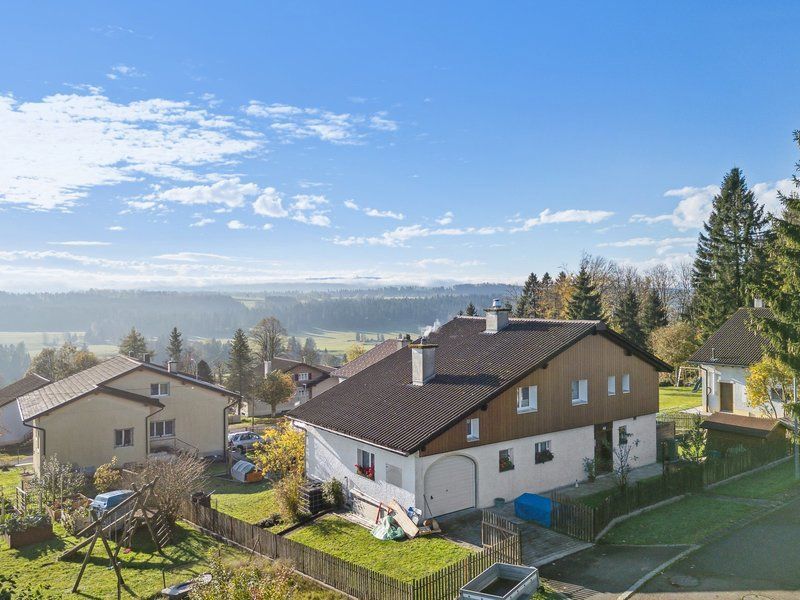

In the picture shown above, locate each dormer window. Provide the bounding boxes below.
[516,385,538,413]
[298,372,310,381]
[150,382,170,397]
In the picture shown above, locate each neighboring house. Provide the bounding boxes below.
[289,304,671,518]
[687,306,779,417]
[242,357,334,416]
[700,412,789,454]
[16,355,239,474]
[0,373,50,446]
[330,338,408,383]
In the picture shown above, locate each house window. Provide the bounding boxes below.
[466,418,480,442]
[622,374,631,394]
[535,440,553,464]
[114,428,134,448]
[619,426,629,445]
[386,464,403,487]
[516,385,538,413]
[150,382,170,397]
[499,449,514,472]
[356,448,375,480]
[571,379,588,405]
[298,372,310,381]
[149,419,175,438]
[608,375,616,396]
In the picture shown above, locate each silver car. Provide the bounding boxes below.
[227,431,263,454]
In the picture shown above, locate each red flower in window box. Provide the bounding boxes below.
[355,464,375,480]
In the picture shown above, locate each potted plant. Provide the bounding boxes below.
[62,504,93,536]
[583,457,597,482]
[354,464,375,480]
[535,449,554,464]
[499,456,515,472]
[0,512,54,549]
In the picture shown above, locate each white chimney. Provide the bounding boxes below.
[264,360,272,376]
[754,298,764,308]
[485,298,511,333]
[167,360,177,373]
[410,342,437,386]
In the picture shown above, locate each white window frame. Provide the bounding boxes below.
[114,428,134,448]
[150,382,170,397]
[571,379,588,405]
[149,419,175,438]
[622,373,631,394]
[499,448,514,472]
[608,375,616,396]
[516,385,538,413]
[298,372,310,381]
[356,448,375,480]
[466,418,480,442]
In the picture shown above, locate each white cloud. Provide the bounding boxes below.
[343,198,404,220]
[344,199,359,210]
[293,212,331,227]
[189,217,215,227]
[512,208,614,232]
[598,236,695,255]
[262,223,274,231]
[252,187,289,218]
[630,185,718,230]
[47,240,112,247]
[413,258,484,269]
[0,92,260,211]
[106,64,144,80]
[332,224,504,247]
[153,252,231,262]
[291,194,328,211]
[227,219,252,230]
[151,177,258,208]
[752,179,795,216]
[435,211,454,225]
[107,225,125,231]
[244,101,397,144]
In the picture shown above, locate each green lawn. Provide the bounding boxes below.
[208,471,278,525]
[289,329,404,355]
[659,385,702,412]
[0,467,22,496]
[712,460,800,500]
[601,494,755,545]
[0,331,118,357]
[287,514,473,582]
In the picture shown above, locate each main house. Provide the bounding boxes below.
[289,304,671,518]
[687,306,781,417]
[17,355,239,474]
[0,373,50,446]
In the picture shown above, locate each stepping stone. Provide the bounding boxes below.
[669,575,699,588]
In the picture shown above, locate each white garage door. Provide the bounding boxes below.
[424,456,476,517]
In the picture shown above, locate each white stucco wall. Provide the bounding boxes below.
[612,413,657,468]
[420,425,596,508]
[0,402,29,446]
[301,424,417,509]
[701,364,784,417]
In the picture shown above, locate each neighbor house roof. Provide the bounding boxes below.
[17,354,238,422]
[271,357,333,374]
[330,339,407,379]
[289,316,672,455]
[0,373,50,409]
[700,412,785,438]
[687,307,772,367]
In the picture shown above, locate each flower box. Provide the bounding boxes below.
[2,522,54,549]
[535,450,554,464]
[355,464,375,480]
[499,458,515,472]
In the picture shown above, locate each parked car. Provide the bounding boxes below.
[227,431,264,454]
[89,489,134,532]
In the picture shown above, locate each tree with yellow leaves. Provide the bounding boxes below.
[252,420,305,479]
[745,356,796,419]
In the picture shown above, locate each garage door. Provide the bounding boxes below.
[424,456,476,517]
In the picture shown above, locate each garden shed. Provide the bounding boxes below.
[700,412,789,454]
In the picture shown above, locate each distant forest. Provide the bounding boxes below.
[0,284,513,344]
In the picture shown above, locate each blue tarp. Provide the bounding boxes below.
[514,493,552,528]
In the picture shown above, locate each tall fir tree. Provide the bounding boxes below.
[167,326,183,365]
[640,287,669,340]
[566,265,604,320]
[227,328,252,411]
[613,288,645,347]
[755,131,800,375]
[515,272,540,317]
[693,167,770,338]
[301,337,319,364]
[196,359,214,383]
[464,302,477,316]
[119,327,151,358]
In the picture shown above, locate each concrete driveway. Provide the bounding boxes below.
[637,497,800,599]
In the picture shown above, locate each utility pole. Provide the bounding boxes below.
[795,375,799,480]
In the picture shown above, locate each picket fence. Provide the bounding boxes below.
[180,501,521,600]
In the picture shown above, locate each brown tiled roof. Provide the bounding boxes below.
[289,316,672,454]
[0,373,50,409]
[271,357,333,374]
[330,339,407,378]
[688,308,772,367]
[700,412,784,438]
[18,355,237,421]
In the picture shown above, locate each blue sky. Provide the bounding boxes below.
[1,1,798,291]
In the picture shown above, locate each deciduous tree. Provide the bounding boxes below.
[250,317,286,363]
[649,321,699,383]
[745,356,796,419]
[345,343,367,362]
[254,370,295,417]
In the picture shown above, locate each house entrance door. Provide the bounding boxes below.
[594,422,613,473]
[720,382,734,412]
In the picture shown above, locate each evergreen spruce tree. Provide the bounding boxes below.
[464,302,477,316]
[515,272,540,317]
[641,287,669,340]
[693,167,770,338]
[756,131,800,374]
[119,327,151,358]
[167,326,183,365]
[566,265,604,320]
[613,288,645,347]
[196,359,214,383]
[301,337,319,364]
[227,328,252,411]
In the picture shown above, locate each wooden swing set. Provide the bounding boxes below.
[59,478,171,594]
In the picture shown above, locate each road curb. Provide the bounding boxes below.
[615,545,699,600]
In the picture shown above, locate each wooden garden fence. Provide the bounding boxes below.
[180,501,522,600]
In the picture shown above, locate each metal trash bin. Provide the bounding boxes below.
[460,563,539,600]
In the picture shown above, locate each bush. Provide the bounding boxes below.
[190,551,297,600]
[93,457,122,493]
[0,512,50,535]
[274,472,306,523]
[29,455,86,503]
[322,478,345,509]
[135,451,208,523]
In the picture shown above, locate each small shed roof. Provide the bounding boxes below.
[700,412,785,438]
